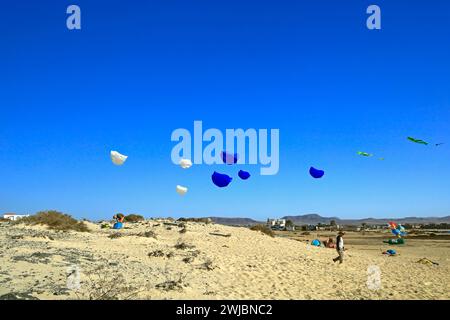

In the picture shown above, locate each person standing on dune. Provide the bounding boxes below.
[333,231,345,264]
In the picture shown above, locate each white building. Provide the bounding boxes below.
[286,224,296,232]
[267,218,286,230]
[3,214,30,221]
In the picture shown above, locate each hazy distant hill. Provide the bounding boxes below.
[282,214,450,226]
[282,214,339,225]
[207,214,450,226]
[208,217,263,226]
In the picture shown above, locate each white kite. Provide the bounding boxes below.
[179,158,193,169]
[110,150,128,166]
[176,185,188,196]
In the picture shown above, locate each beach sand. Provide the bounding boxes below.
[0,221,449,300]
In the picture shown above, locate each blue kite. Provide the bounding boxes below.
[221,151,238,165]
[309,166,325,179]
[238,170,251,180]
[211,171,233,188]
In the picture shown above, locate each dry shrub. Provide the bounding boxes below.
[74,266,143,300]
[182,257,194,264]
[124,214,145,223]
[148,250,165,257]
[189,250,200,258]
[200,259,216,271]
[174,241,195,250]
[156,273,187,292]
[137,231,157,239]
[178,218,212,224]
[108,233,123,239]
[16,211,89,232]
[250,224,274,237]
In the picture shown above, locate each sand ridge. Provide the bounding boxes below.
[0,220,449,300]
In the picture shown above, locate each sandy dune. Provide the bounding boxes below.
[0,220,449,300]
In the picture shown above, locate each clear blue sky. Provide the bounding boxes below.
[1,0,449,220]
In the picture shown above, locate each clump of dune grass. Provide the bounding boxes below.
[137,230,157,239]
[108,233,123,239]
[250,224,274,237]
[124,214,145,223]
[156,273,187,292]
[16,211,89,232]
[182,256,194,264]
[200,258,216,271]
[174,240,195,250]
[189,250,200,258]
[148,250,165,257]
[74,266,144,300]
[178,217,212,224]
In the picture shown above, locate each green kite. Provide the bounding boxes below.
[407,137,428,145]
[357,151,373,157]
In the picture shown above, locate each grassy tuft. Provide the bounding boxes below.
[16,211,89,232]
[250,224,274,237]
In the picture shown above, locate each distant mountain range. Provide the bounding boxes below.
[208,214,450,226]
[208,217,263,226]
[282,214,450,225]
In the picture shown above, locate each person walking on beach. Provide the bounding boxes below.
[333,231,345,264]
